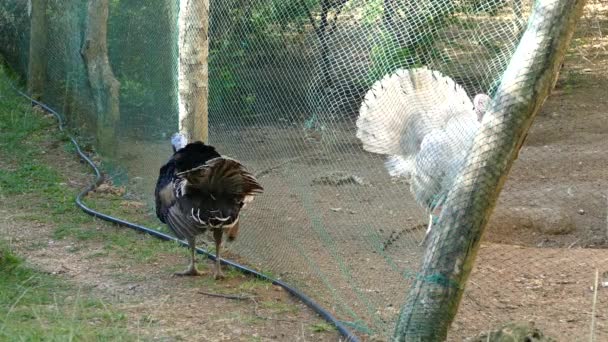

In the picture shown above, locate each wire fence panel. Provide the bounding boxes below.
[0,0,606,340]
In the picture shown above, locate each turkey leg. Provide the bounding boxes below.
[213,228,225,280]
[175,236,203,276]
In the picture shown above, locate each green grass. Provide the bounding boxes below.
[0,243,131,340]
[0,63,185,266]
[0,64,279,339]
[0,65,145,340]
[310,322,337,333]
[258,299,298,314]
[238,278,272,292]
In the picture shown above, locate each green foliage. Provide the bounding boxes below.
[0,0,30,75]
[364,2,454,85]
[108,0,177,139]
[0,245,21,272]
[0,64,179,268]
[259,299,298,313]
[310,322,337,333]
[359,0,384,25]
[366,29,420,84]
[209,0,323,121]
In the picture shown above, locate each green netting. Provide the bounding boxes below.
[1,0,606,340]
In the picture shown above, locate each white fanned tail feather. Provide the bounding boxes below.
[356,67,476,160]
[356,67,487,241]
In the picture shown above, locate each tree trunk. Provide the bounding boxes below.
[27,0,48,101]
[178,0,209,143]
[167,0,179,127]
[393,0,587,340]
[81,0,120,156]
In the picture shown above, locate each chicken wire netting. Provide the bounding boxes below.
[0,0,606,340]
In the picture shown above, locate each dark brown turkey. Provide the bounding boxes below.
[155,133,263,279]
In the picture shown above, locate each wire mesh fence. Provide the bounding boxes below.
[0,0,606,340]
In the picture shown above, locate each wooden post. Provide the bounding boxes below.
[393,0,587,340]
[177,0,209,143]
[27,0,48,101]
[81,0,120,156]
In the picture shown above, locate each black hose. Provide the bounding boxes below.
[10,85,361,342]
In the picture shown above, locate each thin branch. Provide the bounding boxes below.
[254,153,317,178]
[198,291,315,323]
[298,0,320,38]
[198,291,254,300]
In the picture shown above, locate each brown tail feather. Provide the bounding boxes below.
[178,157,264,198]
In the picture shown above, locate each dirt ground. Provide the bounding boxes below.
[2,3,607,342]
[0,125,342,341]
[112,77,607,342]
[105,6,608,340]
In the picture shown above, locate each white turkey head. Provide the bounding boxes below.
[473,94,491,122]
[171,132,187,152]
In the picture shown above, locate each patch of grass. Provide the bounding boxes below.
[239,278,272,292]
[559,70,586,93]
[259,300,298,314]
[24,241,48,251]
[0,243,132,340]
[84,250,109,259]
[0,69,91,224]
[0,64,153,340]
[310,322,337,333]
[223,266,244,279]
[53,223,98,241]
[258,269,279,280]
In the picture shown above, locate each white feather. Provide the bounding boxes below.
[356,67,486,235]
[384,155,414,178]
[356,67,475,159]
[171,132,187,151]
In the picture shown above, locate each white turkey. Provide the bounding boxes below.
[356,68,490,244]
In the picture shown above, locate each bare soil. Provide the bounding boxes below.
[106,8,608,340]
[0,133,342,341]
[112,57,607,340]
[3,3,606,342]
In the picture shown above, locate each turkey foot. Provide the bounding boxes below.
[175,237,203,276]
[213,267,225,280]
[174,264,204,277]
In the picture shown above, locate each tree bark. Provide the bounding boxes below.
[393,0,587,340]
[27,0,48,101]
[81,0,120,156]
[178,0,209,143]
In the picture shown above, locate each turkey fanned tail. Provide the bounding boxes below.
[155,139,264,279]
[166,157,263,239]
[356,67,475,163]
[356,67,487,245]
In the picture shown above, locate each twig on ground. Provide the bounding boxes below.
[198,291,315,324]
[198,291,254,300]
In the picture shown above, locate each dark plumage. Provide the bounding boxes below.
[155,136,263,279]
